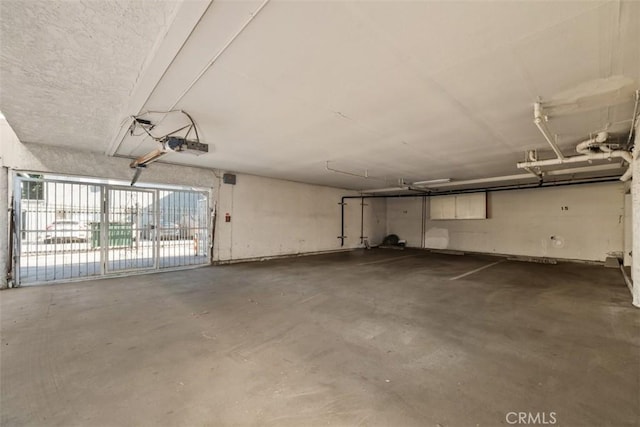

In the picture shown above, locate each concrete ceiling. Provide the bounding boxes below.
[0,0,179,148]
[1,0,639,190]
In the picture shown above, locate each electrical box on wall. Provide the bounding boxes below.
[223,173,236,185]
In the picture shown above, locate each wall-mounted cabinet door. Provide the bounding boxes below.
[430,195,456,219]
[430,193,486,220]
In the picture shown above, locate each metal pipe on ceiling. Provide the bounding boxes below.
[516,150,632,181]
[363,164,625,196]
[545,163,623,176]
[575,132,609,155]
[326,161,369,179]
[534,103,565,160]
[571,132,634,181]
[529,88,639,182]
[523,167,542,180]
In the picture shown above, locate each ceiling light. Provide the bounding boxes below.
[412,178,451,186]
[363,186,409,194]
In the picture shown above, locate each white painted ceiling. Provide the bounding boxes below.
[1,0,639,190]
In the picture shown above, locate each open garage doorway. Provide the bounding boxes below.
[12,173,212,286]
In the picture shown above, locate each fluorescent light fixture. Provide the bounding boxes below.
[363,186,409,194]
[129,148,167,169]
[412,178,451,186]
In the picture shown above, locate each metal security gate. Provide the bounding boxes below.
[156,189,210,269]
[106,187,156,273]
[15,177,103,283]
[13,173,211,286]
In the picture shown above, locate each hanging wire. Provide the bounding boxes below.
[129,110,200,144]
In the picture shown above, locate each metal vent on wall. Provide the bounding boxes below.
[223,174,236,185]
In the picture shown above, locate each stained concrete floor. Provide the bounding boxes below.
[1,249,638,426]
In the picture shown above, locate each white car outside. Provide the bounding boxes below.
[44,220,88,243]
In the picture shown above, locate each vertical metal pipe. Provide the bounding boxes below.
[421,196,427,249]
[340,197,345,247]
[154,189,160,269]
[360,196,364,245]
[35,179,39,282]
[12,176,21,285]
[0,167,9,288]
[178,191,182,267]
[210,195,216,264]
[85,183,89,277]
[63,183,68,279]
[100,186,107,276]
[52,182,57,280]
[181,191,185,265]
[534,102,565,160]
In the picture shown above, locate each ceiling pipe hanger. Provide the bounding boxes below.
[534,102,565,160]
[362,178,430,194]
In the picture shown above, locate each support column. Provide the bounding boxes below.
[0,167,8,289]
[632,120,640,307]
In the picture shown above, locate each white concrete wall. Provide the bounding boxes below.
[632,138,639,307]
[213,173,386,261]
[624,192,632,267]
[362,197,387,247]
[386,197,424,247]
[0,166,8,287]
[386,182,625,262]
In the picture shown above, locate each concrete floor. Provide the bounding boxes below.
[1,249,638,426]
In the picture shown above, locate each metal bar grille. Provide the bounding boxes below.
[15,175,210,286]
[157,189,209,268]
[106,187,155,273]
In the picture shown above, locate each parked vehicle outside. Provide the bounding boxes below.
[140,222,180,240]
[44,220,89,243]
